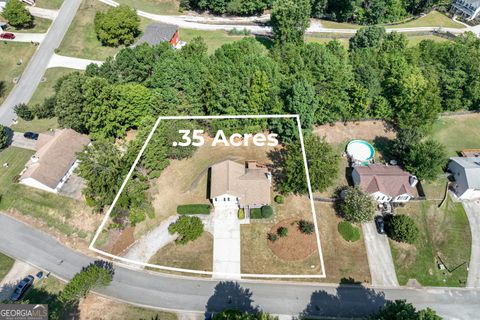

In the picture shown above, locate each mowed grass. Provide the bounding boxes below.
[430,114,480,156]
[0,253,14,282]
[0,42,37,105]
[0,147,97,238]
[11,117,58,133]
[406,35,451,47]
[388,11,464,29]
[390,197,471,287]
[181,29,250,54]
[30,68,74,106]
[115,0,179,14]
[35,0,64,9]
[0,16,52,33]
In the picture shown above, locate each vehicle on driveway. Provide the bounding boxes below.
[23,132,39,140]
[375,215,386,234]
[0,33,15,40]
[10,275,34,301]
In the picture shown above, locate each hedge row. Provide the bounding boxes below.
[177,204,211,215]
[250,205,273,219]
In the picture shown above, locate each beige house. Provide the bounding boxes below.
[19,129,91,194]
[210,160,271,208]
[352,164,417,204]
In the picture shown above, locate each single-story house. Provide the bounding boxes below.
[448,157,480,200]
[210,160,271,208]
[352,164,417,203]
[19,129,90,194]
[451,0,480,20]
[136,23,181,48]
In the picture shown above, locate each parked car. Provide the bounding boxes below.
[23,132,39,140]
[374,215,386,234]
[0,33,15,40]
[10,275,34,301]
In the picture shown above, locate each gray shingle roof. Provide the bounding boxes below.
[450,157,480,190]
[136,23,178,47]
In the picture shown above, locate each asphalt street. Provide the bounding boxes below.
[0,0,81,126]
[0,214,479,319]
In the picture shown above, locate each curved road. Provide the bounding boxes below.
[0,0,81,126]
[0,214,479,319]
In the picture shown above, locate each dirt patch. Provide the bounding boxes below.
[314,120,395,144]
[101,227,135,256]
[268,218,317,261]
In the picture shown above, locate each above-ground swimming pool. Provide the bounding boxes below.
[346,140,375,163]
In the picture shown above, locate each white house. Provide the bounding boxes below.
[210,160,271,208]
[448,157,480,201]
[451,0,480,21]
[19,129,90,193]
[352,164,417,204]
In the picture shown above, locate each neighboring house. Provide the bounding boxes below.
[448,157,480,200]
[352,164,417,204]
[19,129,90,194]
[210,160,271,208]
[135,23,182,48]
[451,0,480,21]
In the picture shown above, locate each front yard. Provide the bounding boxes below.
[390,196,471,287]
[0,253,14,282]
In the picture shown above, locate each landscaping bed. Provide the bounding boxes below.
[337,221,360,242]
[267,218,317,261]
[177,204,211,215]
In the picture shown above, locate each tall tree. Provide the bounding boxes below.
[1,0,33,27]
[94,5,140,46]
[270,0,311,45]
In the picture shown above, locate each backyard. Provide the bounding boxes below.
[431,113,480,156]
[390,196,471,287]
[0,42,37,105]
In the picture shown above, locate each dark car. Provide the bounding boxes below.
[24,132,39,140]
[10,275,34,301]
[375,215,386,234]
[0,32,15,40]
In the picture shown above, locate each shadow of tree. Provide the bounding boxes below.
[300,283,386,318]
[205,281,259,315]
[267,148,288,192]
[372,136,395,163]
[0,282,17,302]
[0,81,5,97]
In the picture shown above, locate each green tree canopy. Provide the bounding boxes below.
[0,125,8,149]
[386,214,419,244]
[94,5,140,46]
[1,0,33,27]
[402,139,447,181]
[339,187,375,223]
[370,300,442,319]
[168,216,204,244]
[271,0,311,45]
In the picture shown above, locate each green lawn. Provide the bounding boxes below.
[388,11,464,29]
[181,29,251,54]
[406,35,451,47]
[430,114,480,156]
[115,0,180,15]
[390,197,471,287]
[0,42,37,105]
[35,0,64,9]
[11,118,58,133]
[0,16,52,33]
[305,35,350,48]
[0,147,91,238]
[318,19,360,29]
[0,253,14,282]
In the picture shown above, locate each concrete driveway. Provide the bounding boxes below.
[462,201,480,288]
[362,221,399,287]
[212,205,241,279]
[10,132,37,150]
[0,260,38,301]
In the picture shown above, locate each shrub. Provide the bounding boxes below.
[0,125,8,149]
[277,226,288,237]
[238,208,245,219]
[32,96,56,119]
[261,205,273,218]
[337,221,361,242]
[177,204,211,215]
[94,5,140,46]
[168,216,204,244]
[2,0,33,28]
[267,232,278,242]
[298,219,314,234]
[339,187,375,223]
[14,103,34,121]
[386,214,419,244]
[274,195,284,204]
[250,208,262,218]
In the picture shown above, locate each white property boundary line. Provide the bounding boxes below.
[89,114,326,279]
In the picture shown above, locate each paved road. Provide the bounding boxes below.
[362,222,399,287]
[1,214,480,319]
[0,0,81,127]
[463,201,480,288]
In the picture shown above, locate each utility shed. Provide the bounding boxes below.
[449,157,480,200]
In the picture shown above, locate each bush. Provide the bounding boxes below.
[386,214,419,244]
[298,219,314,234]
[2,0,33,28]
[250,208,262,218]
[267,232,278,242]
[168,216,204,244]
[277,226,288,237]
[337,221,361,242]
[177,204,211,215]
[238,208,245,219]
[14,103,34,121]
[261,205,273,218]
[94,5,140,46]
[339,187,375,223]
[0,125,8,149]
[274,195,284,204]
[32,96,56,119]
